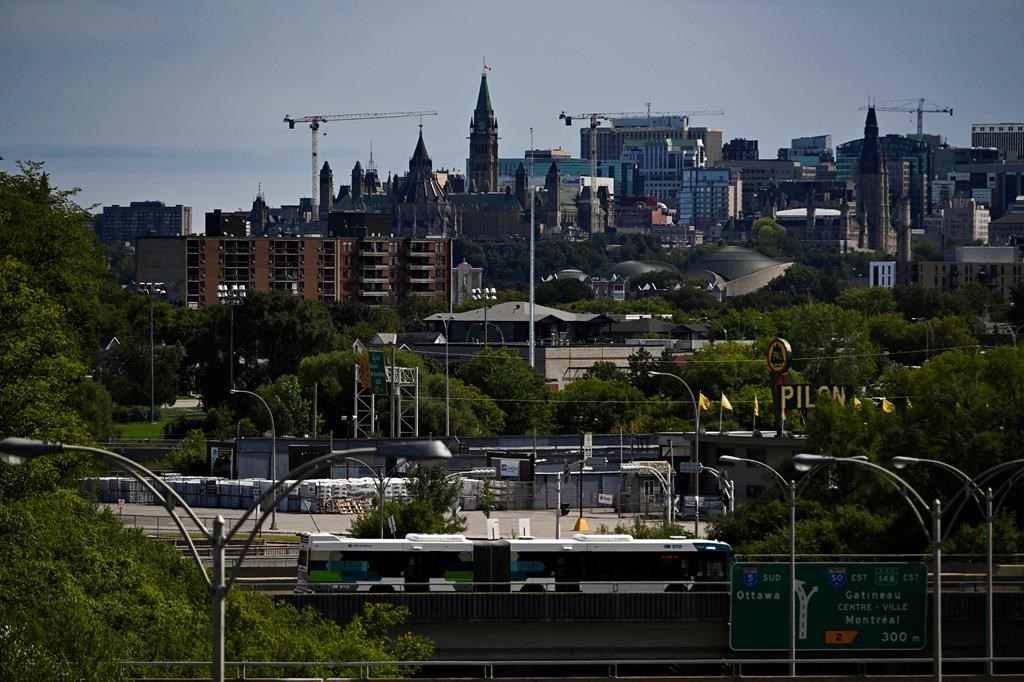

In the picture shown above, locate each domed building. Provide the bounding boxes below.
[682,245,793,300]
[606,260,680,279]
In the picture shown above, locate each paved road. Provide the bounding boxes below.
[105,502,711,539]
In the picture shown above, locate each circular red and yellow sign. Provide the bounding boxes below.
[766,337,792,374]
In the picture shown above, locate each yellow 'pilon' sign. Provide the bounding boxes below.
[777,384,852,410]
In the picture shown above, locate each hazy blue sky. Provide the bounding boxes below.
[2,0,1022,222]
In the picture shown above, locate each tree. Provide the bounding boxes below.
[535,278,594,306]
[188,290,342,408]
[166,428,209,475]
[0,260,92,443]
[0,161,106,366]
[836,287,896,317]
[553,376,645,433]
[678,341,768,398]
[349,464,466,538]
[773,303,877,387]
[0,485,431,679]
[585,361,624,382]
[418,373,504,438]
[459,348,553,435]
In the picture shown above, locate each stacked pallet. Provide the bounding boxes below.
[320,497,371,514]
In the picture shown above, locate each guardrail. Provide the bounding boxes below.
[121,654,1024,680]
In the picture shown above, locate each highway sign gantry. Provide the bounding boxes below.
[730,562,927,651]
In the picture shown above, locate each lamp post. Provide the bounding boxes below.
[442,315,453,437]
[649,371,700,535]
[137,282,166,423]
[913,317,934,361]
[794,453,942,682]
[700,466,734,513]
[217,284,247,389]
[720,455,796,676]
[0,436,450,682]
[471,287,497,347]
[230,389,278,531]
[892,455,1024,677]
[621,462,673,526]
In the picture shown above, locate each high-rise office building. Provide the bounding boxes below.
[92,201,192,246]
[971,123,1024,161]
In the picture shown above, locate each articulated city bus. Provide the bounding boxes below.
[297,533,733,592]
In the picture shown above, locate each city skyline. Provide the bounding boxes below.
[2,0,1022,222]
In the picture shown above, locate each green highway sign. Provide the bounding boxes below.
[730,562,927,651]
[367,350,389,396]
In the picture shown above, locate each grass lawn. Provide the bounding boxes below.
[117,421,169,439]
[115,403,205,440]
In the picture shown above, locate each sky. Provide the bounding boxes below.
[2,0,1022,224]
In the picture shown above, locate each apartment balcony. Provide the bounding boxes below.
[360,289,391,298]
[408,262,435,271]
[408,275,436,284]
[359,275,388,284]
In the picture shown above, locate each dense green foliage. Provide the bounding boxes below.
[0,164,431,678]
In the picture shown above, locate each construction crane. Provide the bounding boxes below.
[283,110,438,219]
[558,109,724,235]
[859,99,953,136]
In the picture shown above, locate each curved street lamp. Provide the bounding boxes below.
[892,455,1024,676]
[700,466,734,513]
[720,455,797,676]
[0,436,450,682]
[794,453,942,682]
[230,388,278,530]
[648,371,700,535]
[620,462,673,526]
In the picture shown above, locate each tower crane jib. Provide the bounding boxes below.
[283,110,438,220]
[859,99,953,136]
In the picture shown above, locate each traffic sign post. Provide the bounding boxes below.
[731,562,927,651]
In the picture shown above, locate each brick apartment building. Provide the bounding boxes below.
[136,233,450,308]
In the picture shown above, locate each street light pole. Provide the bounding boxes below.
[443,316,452,437]
[892,455,1024,677]
[913,317,934,360]
[794,453,942,682]
[720,454,796,677]
[0,436,451,682]
[649,371,700,535]
[138,282,166,423]
[230,388,278,531]
[471,287,497,347]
